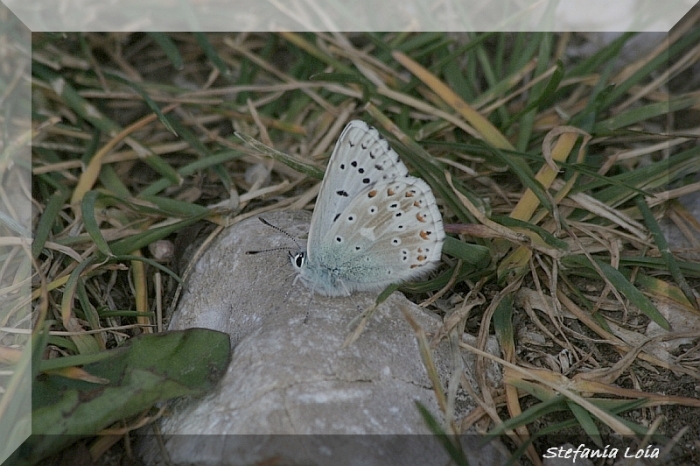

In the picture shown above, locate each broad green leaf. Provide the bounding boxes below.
[10,329,231,466]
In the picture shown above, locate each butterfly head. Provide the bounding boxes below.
[289,248,351,296]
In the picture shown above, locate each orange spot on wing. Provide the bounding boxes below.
[368,189,377,198]
[387,187,395,196]
[417,255,426,261]
[405,191,414,197]
[416,213,426,222]
[420,230,430,240]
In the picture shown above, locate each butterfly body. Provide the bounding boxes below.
[292,120,445,296]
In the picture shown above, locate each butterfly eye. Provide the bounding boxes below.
[293,252,305,268]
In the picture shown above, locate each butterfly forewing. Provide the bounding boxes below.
[307,120,409,257]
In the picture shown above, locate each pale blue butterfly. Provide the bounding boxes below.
[291,120,445,296]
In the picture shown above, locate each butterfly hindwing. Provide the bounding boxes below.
[317,177,445,291]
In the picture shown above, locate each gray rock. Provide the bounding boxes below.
[138,211,508,466]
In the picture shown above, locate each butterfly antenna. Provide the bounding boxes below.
[247,217,304,254]
[257,217,302,250]
[246,246,295,255]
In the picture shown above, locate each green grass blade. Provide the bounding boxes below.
[80,190,113,257]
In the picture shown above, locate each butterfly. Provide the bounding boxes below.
[290,120,445,296]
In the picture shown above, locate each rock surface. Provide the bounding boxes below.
[138,211,507,466]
